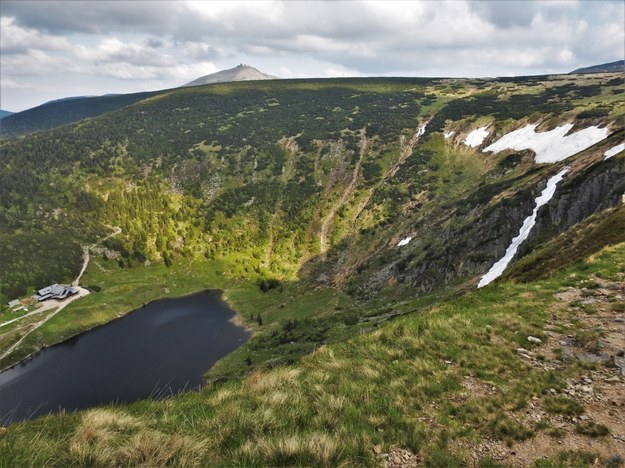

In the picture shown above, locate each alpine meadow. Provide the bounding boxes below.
[1,61,625,466]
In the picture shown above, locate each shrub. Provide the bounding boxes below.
[259,278,281,293]
[543,397,583,416]
[575,421,609,437]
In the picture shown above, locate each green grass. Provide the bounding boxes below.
[575,421,609,437]
[543,397,584,416]
[2,241,623,466]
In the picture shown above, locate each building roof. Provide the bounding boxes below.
[36,283,78,301]
[8,299,21,307]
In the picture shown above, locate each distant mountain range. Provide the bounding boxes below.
[0,90,162,137]
[570,60,625,74]
[2,62,620,138]
[182,64,276,87]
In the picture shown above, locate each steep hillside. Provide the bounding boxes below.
[182,64,276,87]
[1,73,623,363]
[0,110,14,120]
[0,72,624,464]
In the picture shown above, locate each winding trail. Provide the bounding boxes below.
[319,133,369,255]
[74,226,121,286]
[0,226,121,363]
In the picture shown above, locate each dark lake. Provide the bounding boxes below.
[0,290,251,425]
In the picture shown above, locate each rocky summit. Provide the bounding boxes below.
[182,64,277,87]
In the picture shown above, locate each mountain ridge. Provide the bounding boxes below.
[570,59,625,74]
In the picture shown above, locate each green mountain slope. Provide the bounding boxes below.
[0,72,624,464]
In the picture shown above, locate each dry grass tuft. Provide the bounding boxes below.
[245,367,302,392]
[240,432,339,464]
[118,430,206,466]
[68,409,205,466]
[82,408,140,431]
[68,409,140,465]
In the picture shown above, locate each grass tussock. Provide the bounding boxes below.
[239,432,339,465]
[66,409,206,466]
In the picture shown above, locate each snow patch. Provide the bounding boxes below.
[477,167,569,288]
[417,124,427,137]
[444,131,455,139]
[604,142,625,160]
[484,124,608,164]
[463,126,490,148]
[397,236,412,247]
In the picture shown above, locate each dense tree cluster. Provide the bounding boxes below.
[0,231,82,300]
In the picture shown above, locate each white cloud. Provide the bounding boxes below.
[181,41,221,60]
[556,48,575,65]
[0,78,34,89]
[0,16,70,53]
[1,0,623,111]
[74,37,177,67]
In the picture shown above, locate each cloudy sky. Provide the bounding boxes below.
[1,0,623,112]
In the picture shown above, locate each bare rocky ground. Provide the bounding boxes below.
[381,276,624,467]
[474,278,624,466]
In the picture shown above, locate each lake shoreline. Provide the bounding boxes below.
[0,289,251,425]
[0,288,250,374]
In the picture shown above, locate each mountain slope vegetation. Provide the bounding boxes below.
[2,239,624,465]
[0,72,624,464]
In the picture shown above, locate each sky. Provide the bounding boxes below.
[1,0,624,112]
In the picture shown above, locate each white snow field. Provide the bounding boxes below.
[397,236,412,247]
[444,131,455,139]
[463,126,490,147]
[604,142,625,160]
[484,123,608,164]
[477,167,569,288]
[417,124,427,137]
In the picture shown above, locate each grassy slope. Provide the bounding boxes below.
[2,236,623,466]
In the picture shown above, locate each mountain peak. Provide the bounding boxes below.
[182,64,277,87]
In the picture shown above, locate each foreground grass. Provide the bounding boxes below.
[2,242,623,466]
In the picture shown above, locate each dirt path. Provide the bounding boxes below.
[74,226,121,286]
[319,133,368,255]
[461,278,625,466]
